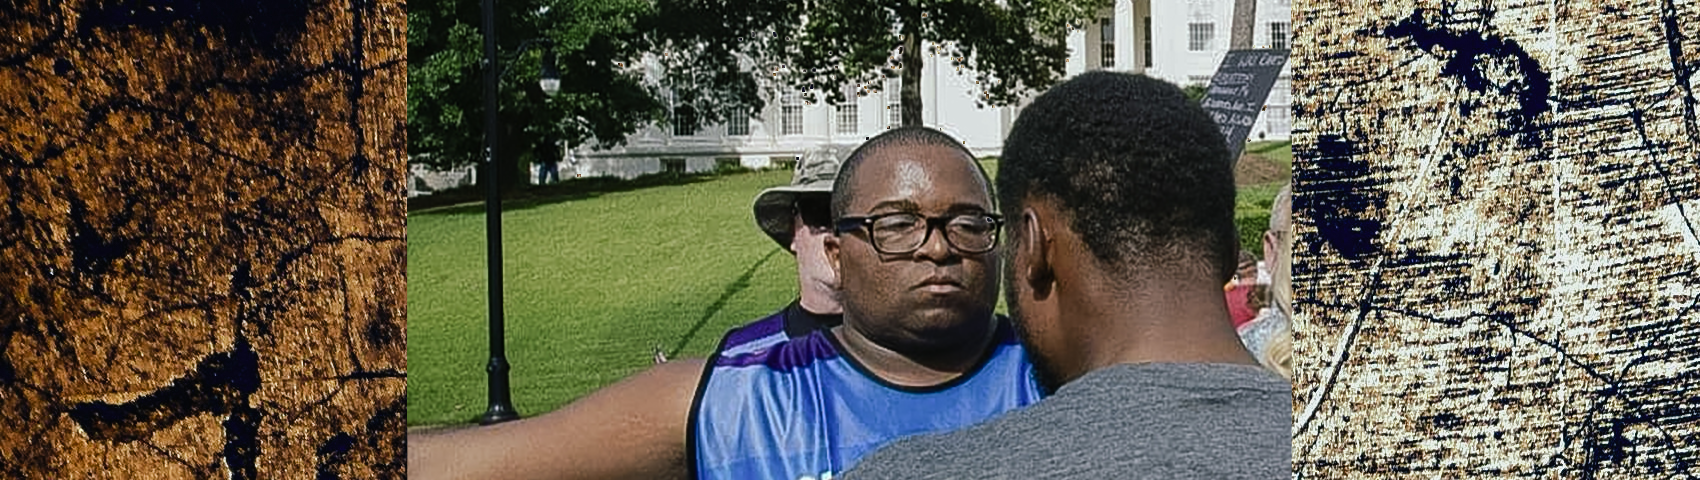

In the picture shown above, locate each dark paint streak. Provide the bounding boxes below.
[314,432,355,480]
[67,195,132,278]
[1659,0,1699,146]
[67,336,259,443]
[75,0,312,57]
[1383,9,1553,149]
[1372,304,1698,475]
[1294,134,1385,265]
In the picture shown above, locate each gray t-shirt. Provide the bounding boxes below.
[842,362,1291,479]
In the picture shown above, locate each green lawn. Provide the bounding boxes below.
[408,149,1289,426]
[1246,140,1293,169]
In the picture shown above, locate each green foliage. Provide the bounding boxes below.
[1183,83,1208,103]
[410,0,1122,185]
[1235,181,1285,257]
[654,0,1115,124]
[408,0,679,182]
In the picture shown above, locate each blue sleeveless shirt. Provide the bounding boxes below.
[688,317,1043,480]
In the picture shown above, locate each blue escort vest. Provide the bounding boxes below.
[688,315,1042,480]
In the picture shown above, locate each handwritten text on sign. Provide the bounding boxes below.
[1200,49,1289,162]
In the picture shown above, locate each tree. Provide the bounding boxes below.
[408,0,674,190]
[1229,0,1257,50]
[653,0,1114,128]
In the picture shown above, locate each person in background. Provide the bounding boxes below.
[654,146,847,365]
[717,145,855,355]
[537,139,562,185]
[1225,250,1260,328]
[1239,183,1292,372]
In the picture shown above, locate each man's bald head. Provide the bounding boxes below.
[830,127,990,220]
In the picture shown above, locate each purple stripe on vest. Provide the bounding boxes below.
[717,315,1015,371]
[714,331,840,371]
[722,311,786,350]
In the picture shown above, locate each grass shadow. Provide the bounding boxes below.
[409,169,753,216]
[668,247,784,358]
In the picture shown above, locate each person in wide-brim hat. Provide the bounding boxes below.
[738,144,855,341]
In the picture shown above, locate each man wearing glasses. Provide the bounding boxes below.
[691,127,1041,479]
[409,127,1042,480]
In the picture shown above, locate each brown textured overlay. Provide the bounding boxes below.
[1,1,407,478]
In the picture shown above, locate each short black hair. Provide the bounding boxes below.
[830,126,990,219]
[998,71,1238,283]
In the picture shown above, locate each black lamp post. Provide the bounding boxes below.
[478,0,560,426]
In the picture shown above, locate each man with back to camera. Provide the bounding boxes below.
[845,71,1291,479]
[407,127,1043,480]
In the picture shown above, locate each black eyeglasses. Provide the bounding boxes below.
[835,212,1004,255]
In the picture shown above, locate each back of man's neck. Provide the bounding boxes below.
[1067,288,1260,373]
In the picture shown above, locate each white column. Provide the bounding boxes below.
[1132,0,1150,73]
[925,41,939,126]
[1114,0,1134,71]
[1066,28,1087,77]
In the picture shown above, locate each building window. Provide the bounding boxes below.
[1268,78,1291,105]
[673,105,697,136]
[837,102,858,134]
[1143,17,1152,68]
[1264,106,1290,134]
[661,158,686,174]
[727,113,750,136]
[885,78,902,127]
[1269,22,1289,50]
[782,90,803,135]
[1099,18,1115,69]
[1188,23,1213,51]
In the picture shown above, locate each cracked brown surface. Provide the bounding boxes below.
[1292,0,1699,477]
[1,1,406,478]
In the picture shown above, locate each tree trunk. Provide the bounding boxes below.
[901,5,923,126]
[1229,0,1256,50]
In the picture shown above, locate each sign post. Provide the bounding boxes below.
[1200,49,1289,163]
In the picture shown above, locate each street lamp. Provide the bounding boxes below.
[477,0,561,426]
[539,43,561,95]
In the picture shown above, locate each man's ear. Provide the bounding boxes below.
[1020,209,1054,298]
[825,233,842,277]
[1262,230,1277,269]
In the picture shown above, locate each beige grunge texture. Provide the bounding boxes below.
[1291,0,1699,477]
[0,1,406,478]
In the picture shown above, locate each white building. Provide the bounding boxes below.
[565,0,1290,179]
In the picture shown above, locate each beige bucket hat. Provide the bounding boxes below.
[752,144,854,249]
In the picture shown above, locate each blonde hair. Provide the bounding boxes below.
[1264,184,1292,379]
[1267,183,1292,321]
[1265,324,1292,380]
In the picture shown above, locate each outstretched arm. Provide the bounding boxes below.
[408,358,706,480]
